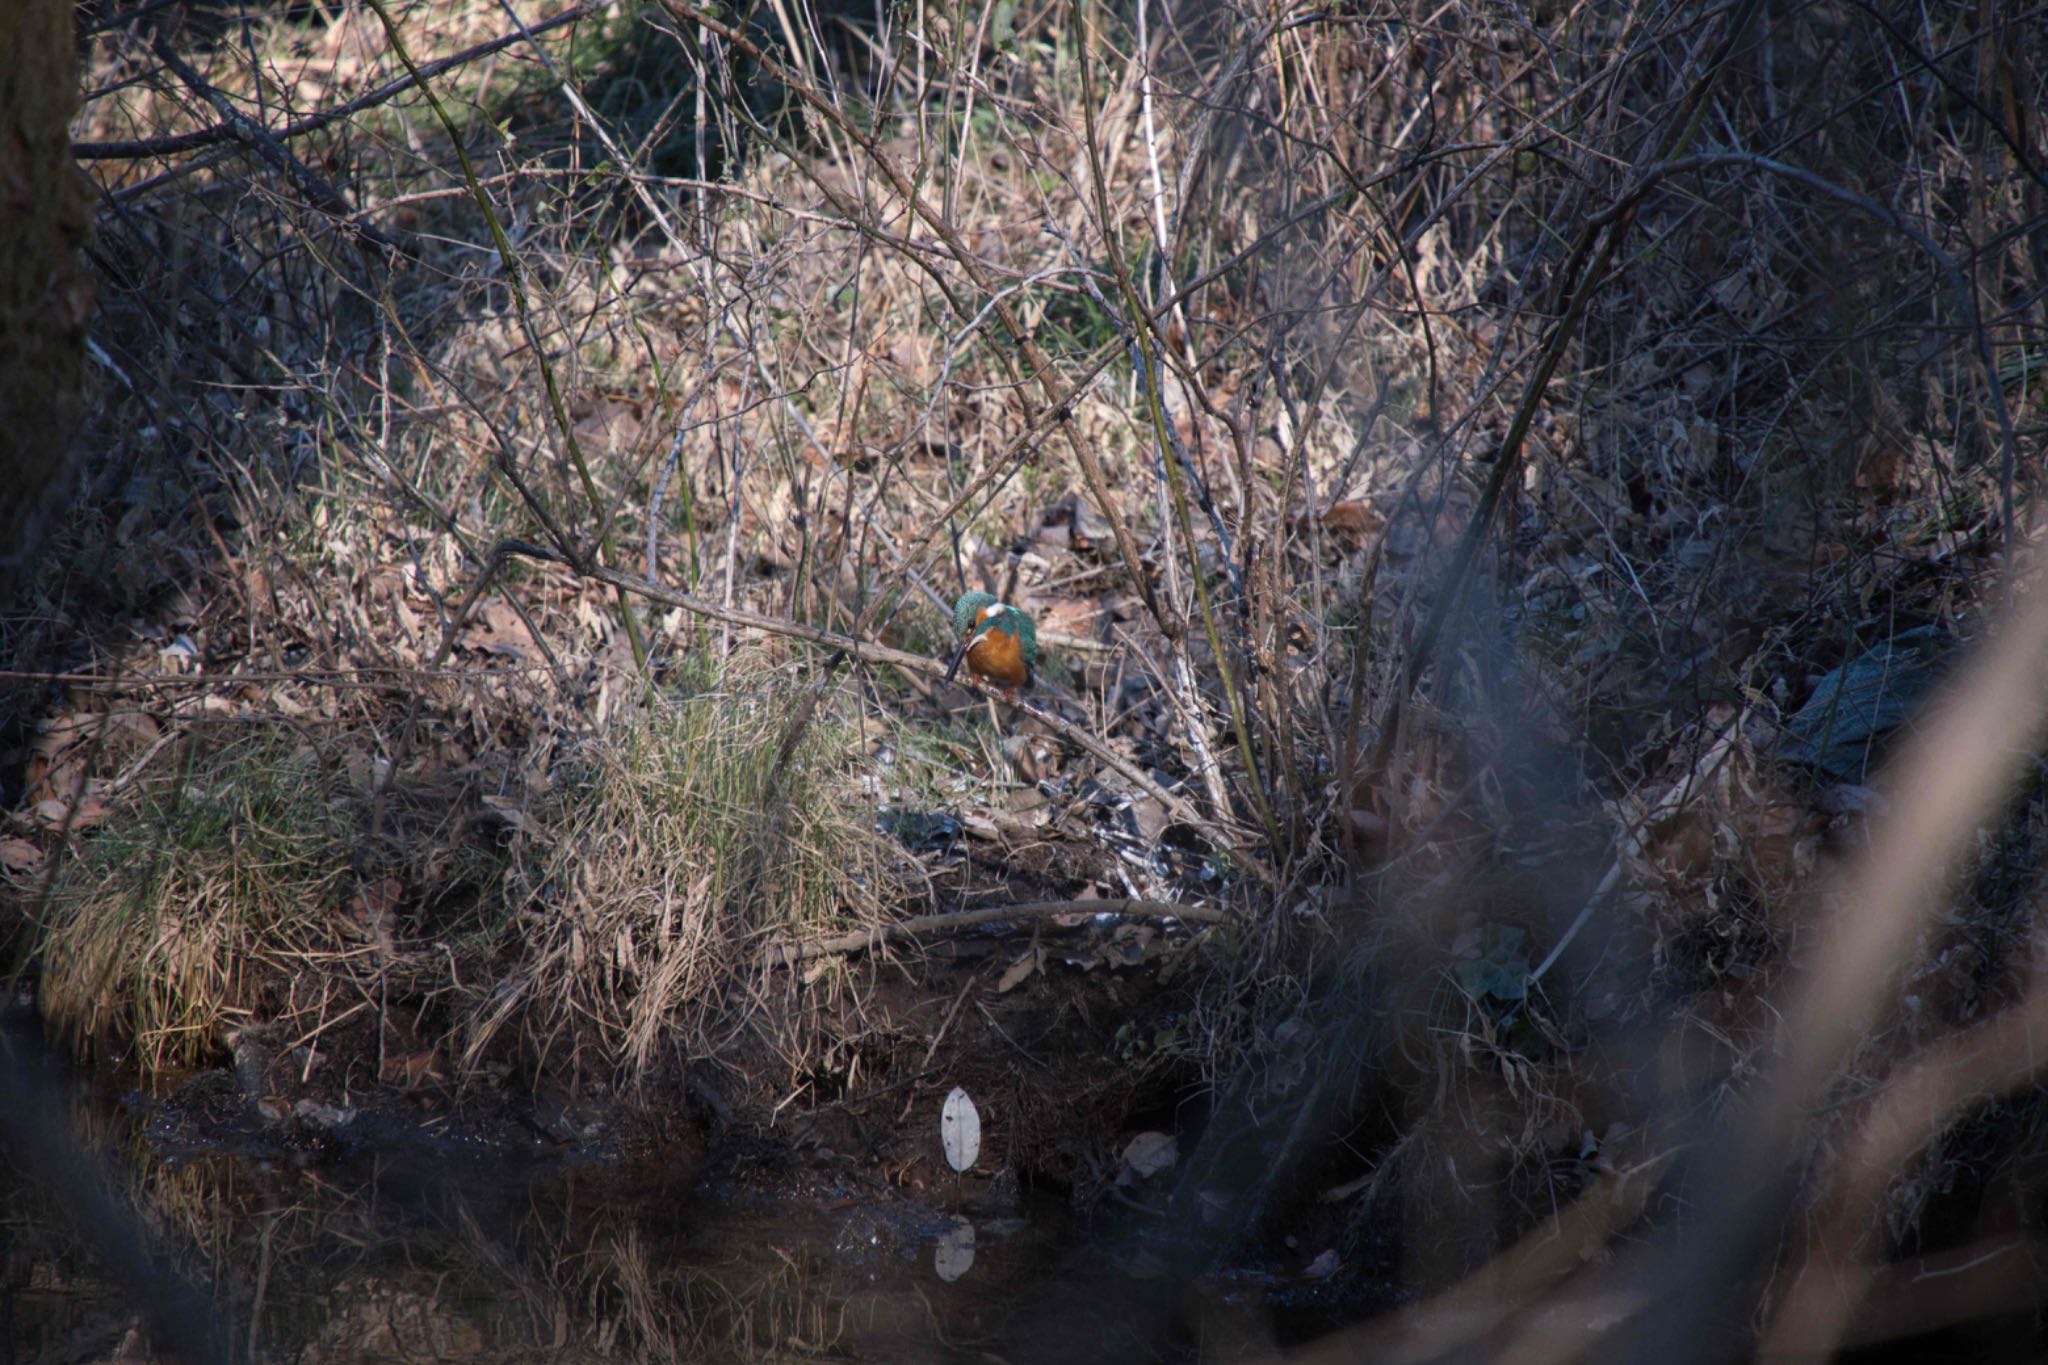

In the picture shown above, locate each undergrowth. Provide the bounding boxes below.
[1,0,2045,1354]
[30,728,355,1071]
[468,657,902,1084]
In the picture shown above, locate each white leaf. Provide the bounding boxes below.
[941,1086,981,1171]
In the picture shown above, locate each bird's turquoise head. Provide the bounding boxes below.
[952,591,998,638]
[948,591,1039,664]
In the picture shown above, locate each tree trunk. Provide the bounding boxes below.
[0,0,93,604]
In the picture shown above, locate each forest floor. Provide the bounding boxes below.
[4,0,2048,1357]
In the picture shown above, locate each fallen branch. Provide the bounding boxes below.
[761,898,1230,968]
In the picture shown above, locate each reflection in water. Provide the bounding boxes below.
[3,1126,1105,1362]
[0,1059,1219,1363]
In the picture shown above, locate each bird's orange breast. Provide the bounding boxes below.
[964,626,1032,688]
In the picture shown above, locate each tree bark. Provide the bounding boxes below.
[0,0,93,603]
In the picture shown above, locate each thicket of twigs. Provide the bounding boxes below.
[5,0,2048,1354]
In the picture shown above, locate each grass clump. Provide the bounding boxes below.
[28,728,354,1072]
[470,659,897,1085]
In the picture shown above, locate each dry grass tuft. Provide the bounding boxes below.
[28,726,355,1071]
[464,657,902,1085]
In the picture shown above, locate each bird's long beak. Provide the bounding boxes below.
[943,632,974,683]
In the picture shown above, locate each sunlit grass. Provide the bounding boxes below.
[469,656,903,1082]
[29,728,353,1071]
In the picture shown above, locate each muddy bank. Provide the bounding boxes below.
[3,874,1223,1188]
[3,995,1397,1365]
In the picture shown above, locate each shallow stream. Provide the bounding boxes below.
[1,1012,1333,1364]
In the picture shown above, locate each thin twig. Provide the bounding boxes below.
[75,2,618,160]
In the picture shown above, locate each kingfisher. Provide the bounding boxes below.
[944,591,1037,697]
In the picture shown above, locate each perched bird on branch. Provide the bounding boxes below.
[944,591,1037,699]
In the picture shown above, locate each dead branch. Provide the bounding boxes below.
[761,898,1231,967]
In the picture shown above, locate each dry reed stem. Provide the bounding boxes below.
[1627,563,2048,1356]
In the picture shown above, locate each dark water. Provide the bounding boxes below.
[4,1145,1080,1363]
[0,1016,1310,1364]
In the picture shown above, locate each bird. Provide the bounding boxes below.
[944,591,1037,698]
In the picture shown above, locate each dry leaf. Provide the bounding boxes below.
[380,1050,447,1087]
[1118,1130,1178,1181]
[459,598,539,660]
[33,794,110,829]
[0,837,44,873]
[480,792,535,832]
[996,946,1043,993]
[1320,500,1385,539]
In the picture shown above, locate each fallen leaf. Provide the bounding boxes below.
[1119,1130,1178,1181]
[25,757,84,807]
[1320,500,1385,538]
[459,598,540,661]
[996,946,1043,993]
[380,1049,447,1088]
[941,1086,982,1171]
[480,792,535,832]
[33,794,110,829]
[106,710,160,741]
[1125,792,1169,843]
[0,837,44,873]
